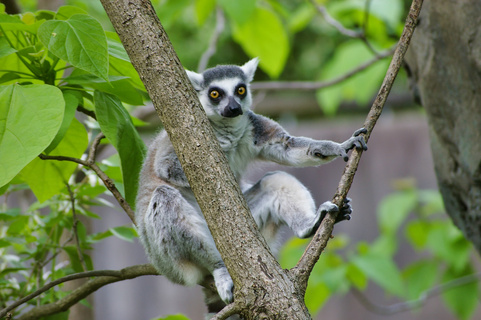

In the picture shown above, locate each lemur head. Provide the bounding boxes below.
[186,58,259,120]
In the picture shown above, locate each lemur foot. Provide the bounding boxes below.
[305,198,352,238]
[213,267,234,304]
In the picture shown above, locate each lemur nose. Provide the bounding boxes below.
[223,97,243,118]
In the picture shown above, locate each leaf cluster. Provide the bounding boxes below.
[0,4,144,318]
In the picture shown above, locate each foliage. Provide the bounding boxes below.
[0,4,143,317]
[280,186,480,320]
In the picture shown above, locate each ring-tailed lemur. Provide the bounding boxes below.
[135,58,367,311]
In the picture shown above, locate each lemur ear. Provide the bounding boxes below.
[241,57,259,83]
[185,70,204,91]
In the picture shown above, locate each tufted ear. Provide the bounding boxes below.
[185,69,204,91]
[240,57,259,83]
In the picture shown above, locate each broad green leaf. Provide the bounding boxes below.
[44,91,78,154]
[305,282,330,315]
[0,36,16,58]
[94,91,146,208]
[346,263,368,290]
[426,223,472,272]
[21,118,88,202]
[218,0,255,25]
[377,190,417,235]
[110,226,138,242]
[402,260,438,300]
[316,40,390,115]
[441,266,479,320]
[405,220,429,249]
[0,84,64,187]
[65,74,143,105]
[279,237,309,268]
[38,14,108,81]
[352,252,404,296]
[288,2,316,33]
[194,0,216,25]
[232,7,289,78]
[55,6,88,20]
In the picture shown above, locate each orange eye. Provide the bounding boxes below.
[237,86,246,95]
[210,90,220,99]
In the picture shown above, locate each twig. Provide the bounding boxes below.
[211,303,241,320]
[197,7,225,72]
[250,45,394,91]
[352,272,481,315]
[66,183,87,271]
[310,0,361,38]
[38,153,136,225]
[0,264,158,319]
[292,0,424,292]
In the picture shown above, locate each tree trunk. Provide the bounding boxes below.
[405,0,481,253]
[99,0,310,318]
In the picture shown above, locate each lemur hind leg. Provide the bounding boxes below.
[140,185,234,303]
[243,171,351,241]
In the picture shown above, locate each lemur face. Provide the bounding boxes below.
[186,58,259,120]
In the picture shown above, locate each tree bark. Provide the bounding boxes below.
[405,0,481,254]
[99,0,309,318]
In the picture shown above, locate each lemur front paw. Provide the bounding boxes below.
[304,199,352,238]
[340,128,368,161]
[213,267,234,304]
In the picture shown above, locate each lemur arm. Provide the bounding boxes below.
[248,112,367,167]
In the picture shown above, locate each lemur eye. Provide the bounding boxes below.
[210,90,220,99]
[237,86,246,95]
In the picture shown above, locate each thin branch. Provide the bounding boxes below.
[211,302,241,320]
[197,7,225,73]
[251,46,394,91]
[38,154,136,225]
[292,0,424,292]
[310,0,361,38]
[66,183,87,271]
[0,265,158,320]
[352,272,481,315]
[88,132,105,163]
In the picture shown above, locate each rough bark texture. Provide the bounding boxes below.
[405,0,481,254]
[100,0,309,318]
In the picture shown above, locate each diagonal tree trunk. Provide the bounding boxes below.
[99,1,310,318]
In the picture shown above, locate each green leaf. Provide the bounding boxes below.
[38,14,109,81]
[346,262,368,290]
[232,7,289,78]
[405,220,429,249]
[352,252,404,296]
[194,0,216,25]
[0,36,16,58]
[44,91,78,154]
[94,91,146,208]
[377,190,417,235]
[65,74,143,105]
[441,266,479,320]
[426,223,472,272]
[0,84,64,188]
[21,118,88,202]
[316,40,390,115]
[402,260,438,300]
[218,0,255,25]
[110,226,137,242]
[304,282,330,316]
[55,6,88,20]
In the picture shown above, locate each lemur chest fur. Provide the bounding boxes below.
[210,115,256,179]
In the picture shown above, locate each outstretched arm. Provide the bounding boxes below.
[249,112,367,167]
